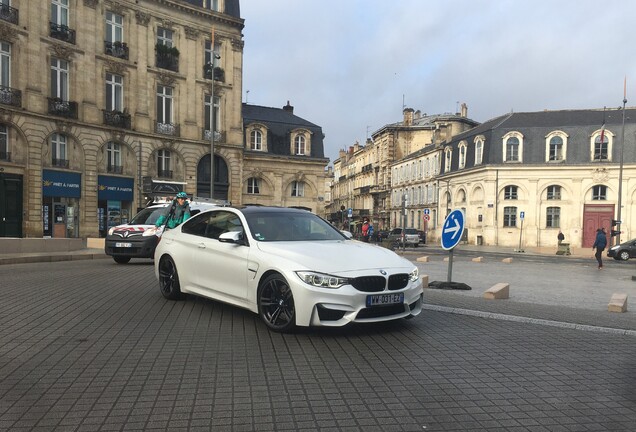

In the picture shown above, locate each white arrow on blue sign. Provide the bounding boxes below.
[441,209,465,250]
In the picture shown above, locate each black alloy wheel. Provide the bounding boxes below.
[258,274,296,332]
[158,256,182,300]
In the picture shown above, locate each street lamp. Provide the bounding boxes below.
[616,80,627,245]
[209,28,220,199]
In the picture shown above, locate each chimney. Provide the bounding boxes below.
[339,149,347,159]
[460,102,468,117]
[403,108,414,126]
[283,100,294,114]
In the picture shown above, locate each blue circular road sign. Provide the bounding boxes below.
[441,209,465,250]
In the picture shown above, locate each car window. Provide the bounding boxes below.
[181,212,209,237]
[405,229,417,235]
[246,211,346,242]
[204,210,244,240]
[390,228,402,235]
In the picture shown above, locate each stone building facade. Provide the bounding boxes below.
[0,0,329,239]
[328,105,477,234]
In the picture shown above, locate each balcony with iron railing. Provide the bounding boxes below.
[155,44,179,72]
[48,98,78,119]
[157,169,173,179]
[107,164,123,174]
[103,110,131,129]
[203,64,225,82]
[361,163,373,173]
[0,151,10,162]
[155,121,180,137]
[52,158,69,168]
[49,22,76,44]
[0,85,21,107]
[202,129,223,141]
[0,3,18,25]
[104,41,129,60]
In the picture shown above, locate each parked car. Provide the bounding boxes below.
[104,198,222,264]
[607,238,636,261]
[417,230,426,244]
[387,227,420,247]
[154,206,423,332]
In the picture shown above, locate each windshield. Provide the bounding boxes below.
[245,211,347,242]
[405,228,418,235]
[129,206,166,225]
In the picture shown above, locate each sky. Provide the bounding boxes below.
[240,0,636,164]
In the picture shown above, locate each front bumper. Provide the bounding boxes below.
[104,235,159,259]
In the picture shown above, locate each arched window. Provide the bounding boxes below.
[505,137,519,161]
[294,135,305,155]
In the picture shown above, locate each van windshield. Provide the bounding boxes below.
[129,206,167,225]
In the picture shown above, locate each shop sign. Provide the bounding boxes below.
[42,170,81,198]
[98,176,134,201]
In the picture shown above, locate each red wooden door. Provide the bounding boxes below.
[582,204,614,247]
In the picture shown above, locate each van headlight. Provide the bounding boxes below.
[296,271,349,288]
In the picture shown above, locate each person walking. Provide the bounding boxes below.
[592,227,607,269]
[361,218,371,242]
[557,231,565,245]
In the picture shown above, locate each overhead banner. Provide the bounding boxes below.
[98,175,134,201]
[42,169,81,198]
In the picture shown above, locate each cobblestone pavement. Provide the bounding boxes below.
[0,260,635,431]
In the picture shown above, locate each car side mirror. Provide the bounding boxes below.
[340,230,353,239]
[219,230,245,245]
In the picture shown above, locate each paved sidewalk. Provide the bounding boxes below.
[0,248,108,265]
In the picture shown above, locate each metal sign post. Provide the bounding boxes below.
[441,209,465,282]
[517,211,525,253]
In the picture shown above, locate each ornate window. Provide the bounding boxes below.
[458,141,467,169]
[50,57,69,100]
[291,181,304,197]
[546,185,561,200]
[105,11,123,43]
[546,131,567,162]
[250,130,262,150]
[503,206,517,227]
[51,133,67,167]
[0,41,9,88]
[474,137,484,165]
[247,177,260,194]
[592,185,607,200]
[546,207,560,228]
[593,134,610,161]
[504,185,518,200]
[444,147,452,172]
[106,142,122,173]
[156,85,173,125]
[294,135,305,155]
[157,149,171,178]
[0,124,8,161]
[105,73,123,112]
[204,94,220,138]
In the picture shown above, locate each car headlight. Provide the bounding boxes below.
[296,271,349,289]
[408,267,419,282]
[108,227,115,236]
[610,245,620,251]
[143,226,160,237]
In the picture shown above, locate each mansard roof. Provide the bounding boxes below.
[441,108,636,171]
[242,103,326,159]
[182,0,241,18]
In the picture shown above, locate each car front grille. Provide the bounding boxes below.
[350,276,385,292]
[388,274,409,290]
[351,273,410,292]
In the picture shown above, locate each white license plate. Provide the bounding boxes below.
[366,293,404,307]
[115,242,132,248]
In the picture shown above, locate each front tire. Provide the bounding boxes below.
[619,250,630,261]
[258,274,296,332]
[113,256,131,264]
[158,256,182,300]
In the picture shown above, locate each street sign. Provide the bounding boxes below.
[424,208,430,215]
[423,214,430,221]
[348,208,352,218]
[520,211,525,220]
[441,209,465,250]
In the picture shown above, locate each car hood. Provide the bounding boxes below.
[256,240,414,273]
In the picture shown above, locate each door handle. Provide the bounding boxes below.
[197,242,206,249]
